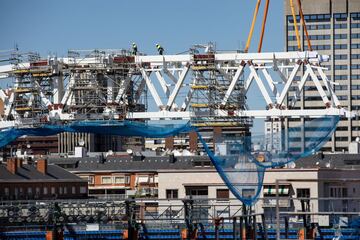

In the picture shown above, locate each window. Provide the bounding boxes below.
[335,65,348,70]
[334,85,348,91]
[351,13,360,20]
[242,189,255,198]
[337,95,348,100]
[64,187,68,195]
[297,188,310,198]
[216,189,229,200]
[303,14,330,22]
[335,136,348,141]
[334,13,347,21]
[334,23,347,29]
[35,187,40,195]
[125,176,131,184]
[351,33,360,39]
[335,34,347,39]
[185,186,208,198]
[102,176,112,184]
[334,44,347,50]
[166,189,178,199]
[4,187,9,196]
[336,126,348,131]
[28,187,33,195]
[80,186,87,194]
[330,187,347,198]
[43,187,48,195]
[88,176,94,184]
[334,54,347,60]
[59,187,63,195]
[351,85,360,90]
[306,24,331,30]
[114,176,125,184]
[51,187,56,195]
[351,54,360,59]
[335,75,347,81]
[72,186,76,194]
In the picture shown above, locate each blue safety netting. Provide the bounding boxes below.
[197,133,265,205]
[196,116,339,205]
[250,116,340,168]
[0,116,339,205]
[0,120,194,148]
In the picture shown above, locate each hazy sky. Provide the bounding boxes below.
[0,0,285,134]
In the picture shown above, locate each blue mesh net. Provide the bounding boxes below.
[197,133,265,205]
[248,116,339,168]
[0,121,193,148]
[0,116,339,205]
[196,116,339,205]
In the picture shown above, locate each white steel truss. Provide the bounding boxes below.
[0,50,353,129]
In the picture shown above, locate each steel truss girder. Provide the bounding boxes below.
[0,50,352,129]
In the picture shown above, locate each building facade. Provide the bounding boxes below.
[0,158,88,200]
[284,0,360,152]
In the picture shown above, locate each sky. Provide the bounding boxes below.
[0,0,285,134]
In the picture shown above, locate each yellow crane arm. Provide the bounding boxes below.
[297,0,312,51]
[245,0,262,53]
[289,0,301,51]
[258,0,270,53]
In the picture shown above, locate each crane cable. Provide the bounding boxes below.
[258,0,270,53]
[289,0,301,51]
[245,0,262,53]
[296,0,312,51]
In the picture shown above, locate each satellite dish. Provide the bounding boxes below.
[126,149,133,155]
[78,139,85,147]
[356,137,360,142]
[325,162,331,168]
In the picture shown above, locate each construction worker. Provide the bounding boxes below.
[132,42,138,55]
[156,44,164,55]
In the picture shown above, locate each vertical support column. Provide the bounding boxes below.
[240,216,244,240]
[232,217,237,240]
[183,199,194,240]
[214,218,219,240]
[276,180,280,240]
[252,215,257,240]
[107,75,114,103]
[125,199,138,240]
[284,216,289,239]
[261,214,268,240]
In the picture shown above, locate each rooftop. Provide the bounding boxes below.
[47,152,360,173]
[0,161,86,183]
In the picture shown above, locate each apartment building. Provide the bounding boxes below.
[284,0,360,152]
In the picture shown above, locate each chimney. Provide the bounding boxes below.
[6,158,17,174]
[37,159,47,174]
[165,136,174,150]
[16,158,23,168]
[189,131,198,152]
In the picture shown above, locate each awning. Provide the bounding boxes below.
[263,184,291,195]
